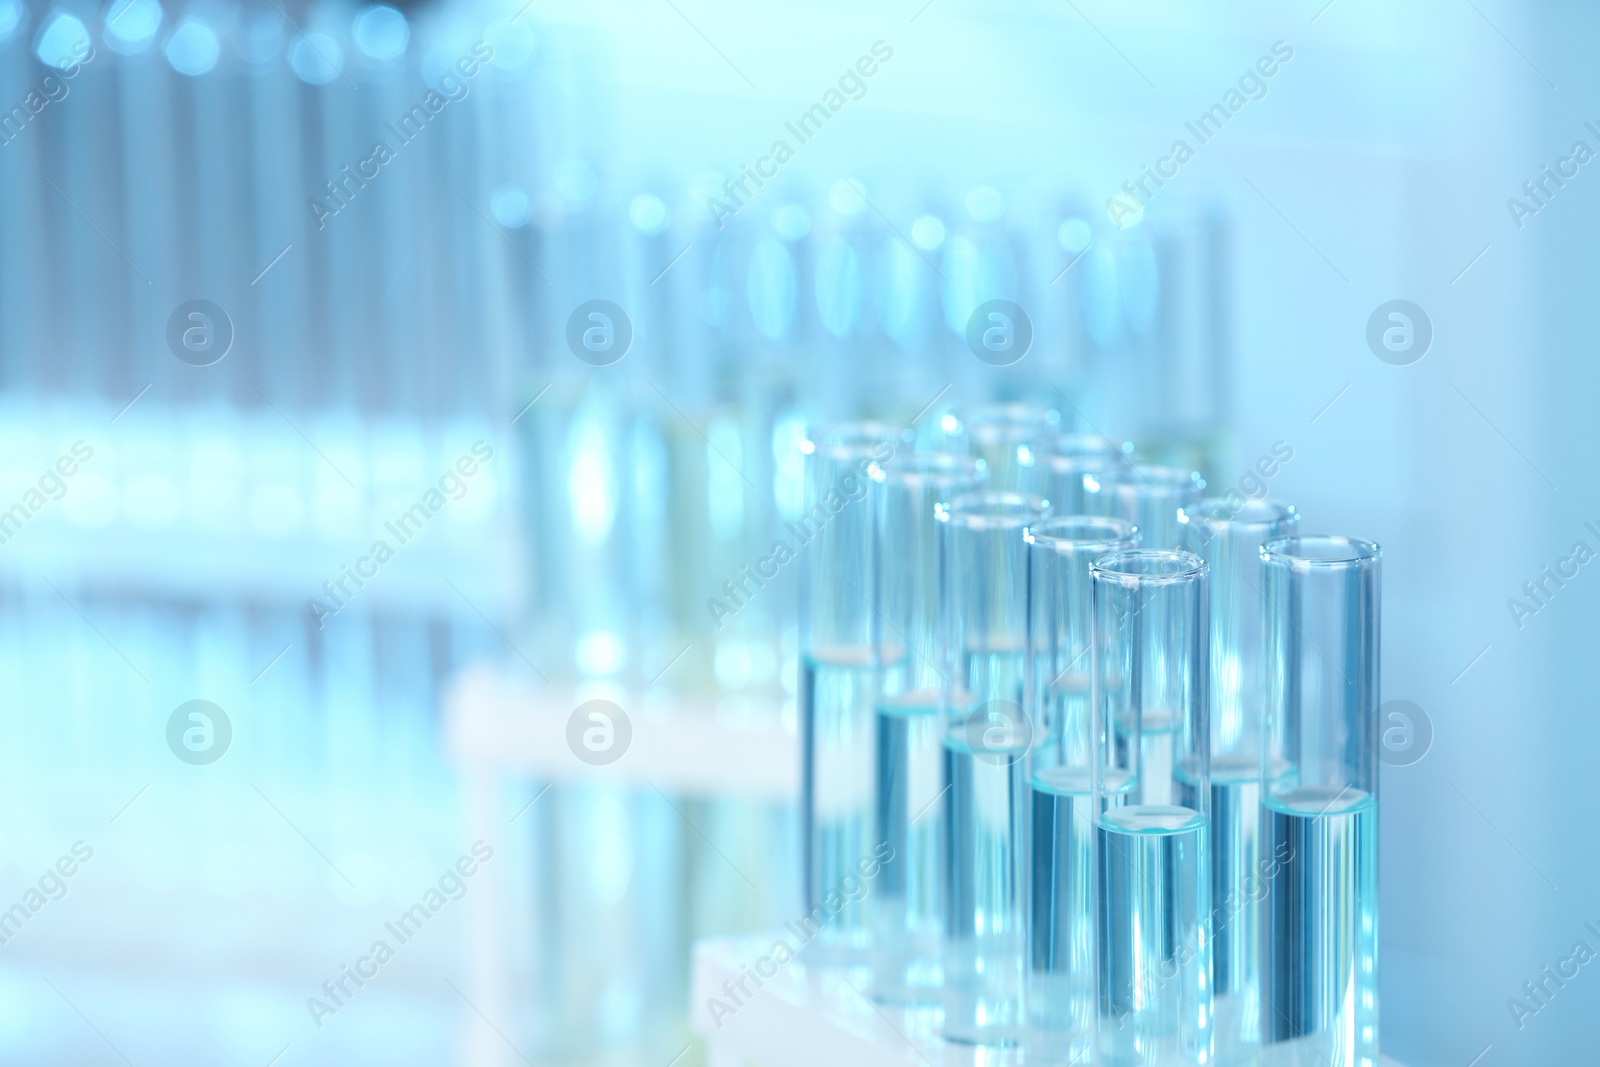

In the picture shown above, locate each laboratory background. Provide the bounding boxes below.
[0,0,1592,1064]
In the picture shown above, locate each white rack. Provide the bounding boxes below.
[445,668,1404,1067]
[442,664,798,1066]
[690,934,1407,1067]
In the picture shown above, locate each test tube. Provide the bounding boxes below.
[1188,497,1298,1053]
[1092,549,1211,1065]
[798,421,896,963]
[1040,433,1133,517]
[1260,536,1380,1067]
[1025,516,1139,1059]
[1027,515,1141,772]
[871,453,984,1004]
[1088,464,1204,550]
[939,491,1048,1045]
[945,403,1061,493]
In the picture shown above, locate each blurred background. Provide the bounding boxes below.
[0,0,1592,1063]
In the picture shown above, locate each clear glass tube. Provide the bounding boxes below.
[1028,516,1142,771]
[938,491,1049,1045]
[798,421,897,962]
[1187,497,1297,1053]
[1043,432,1130,463]
[1087,464,1204,550]
[1024,516,1139,1059]
[1040,433,1135,517]
[871,453,984,1004]
[1092,549,1212,1066]
[944,403,1061,493]
[1260,535,1380,1067]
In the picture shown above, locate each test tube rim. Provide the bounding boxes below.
[875,450,982,487]
[800,420,899,459]
[1192,496,1298,530]
[1025,514,1139,552]
[1260,533,1381,570]
[1039,448,1134,481]
[949,402,1061,442]
[1097,463,1204,492]
[1038,431,1132,461]
[940,490,1049,530]
[1090,547,1208,584]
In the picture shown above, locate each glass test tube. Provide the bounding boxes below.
[1025,516,1139,1058]
[871,453,984,1004]
[939,491,1049,1045]
[1041,433,1136,518]
[1188,498,1299,1054]
[1260,536,1380,1067]
[1088,464,1204,550]
[798,421,897,962]
[1092,550,1212,1066]
[945,403,1061,493]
